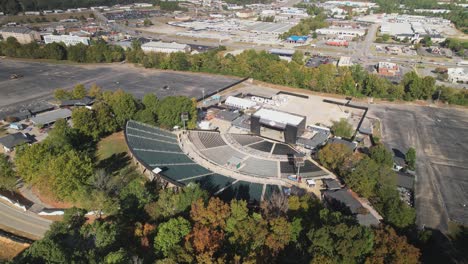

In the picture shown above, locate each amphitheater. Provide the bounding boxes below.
[125,120,330,203]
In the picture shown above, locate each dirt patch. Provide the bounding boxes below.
[0,236,30,260]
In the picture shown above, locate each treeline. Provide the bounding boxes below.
[0,37,125,63]
[1,37,467,106]
[0,0,153,14]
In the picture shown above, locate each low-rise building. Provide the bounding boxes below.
[0,132,32,152]
[44,34,90,46]
[141,41,191,54]
[316,27,366,37]
[448,68,468,83]
[31,108,72,127]
[0,27,41,44]
[337,56,353,67]
[377,62,399,76]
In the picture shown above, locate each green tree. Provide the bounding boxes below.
[292,51,304,64]
[382,34,391,42]
[0,154,17,191]
[67,43,88,62]
[154,217,191,257]
[43,42,67,60]
[318,143,353,171]
[307,209,374,263]
[345,158,379,198]
[72,107,99,140]
[104,249,130,264]
[369,144,394,167]
[72,84,87,99]
[54,88,72,100]
[157,96,197,129]
[331,118,353,138]
[406,147,416,170]
[107,89,138,128]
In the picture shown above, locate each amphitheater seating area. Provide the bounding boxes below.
[231,134,264,146]
[249,141,274,153]
[126,121,275,203]
[280,160,328,178]
[189,131,227,150]
[240,158,279,178]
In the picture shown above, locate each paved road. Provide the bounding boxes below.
[0,202,52,239]
[370,104,468,233]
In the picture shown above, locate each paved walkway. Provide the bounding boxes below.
[18,184,51,213]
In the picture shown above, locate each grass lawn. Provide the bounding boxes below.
[96,132,128,161]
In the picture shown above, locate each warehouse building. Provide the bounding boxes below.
[377,62,399,76]
[44,34,90,46]
[316,27,366,37]
[0,27,41,44]
[141,41,191,54]
[448,68,468,83]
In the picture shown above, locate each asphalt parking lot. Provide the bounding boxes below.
[0,59,241,111]
[369,104,468,232]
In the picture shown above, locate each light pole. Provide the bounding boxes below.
[181,112,189,131]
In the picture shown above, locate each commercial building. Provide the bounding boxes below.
[448,68,468,83]
[250,108,306,144]
[141,41,191,54]
[326,39,349,46]
[43,34,90,46]
[377,62,399,76]
[316,27,366,37]
[0,27,41,44]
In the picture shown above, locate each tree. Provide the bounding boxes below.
[43,42,67,60]
[307,210,374,263]
[157,96,197,129]
[318,143,353,171]
[331,118,353,138]
[72,107,99,140]
[104,249,130,264]
[72,84,87,99]
[54,88,72,100]
[0,154,17,191]
[107,89,138,128]
[190,197,230,229]
[68,43,88,62]
[345,158,379,198]
[405,147,416,170]
[369,144,394,167]
[382,34,391,42]
[292,51,304,64]
[367,226,420,264]
[154,217,191,257]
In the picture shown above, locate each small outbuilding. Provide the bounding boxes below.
[0,132,32,152]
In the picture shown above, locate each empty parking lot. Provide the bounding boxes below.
[370,104,468,232]
[0,59,242,110]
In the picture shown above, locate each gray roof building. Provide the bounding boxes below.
[396,172,415,190]
[0,132,32,150]
[329,137,357,151]
[31,108,72,126]
[60,96,95,107]
[323,189,380,226]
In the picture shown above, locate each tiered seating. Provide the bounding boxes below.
[264,184,281,200]
[201,146,246,165]
[183,174,236,194]
[240,158,278,178]
[190,131,226,149]
[249,141,274,153]
[231,134,263,146]
[272,143,298,155]
[280,160,328,178]
[218,180,264,203]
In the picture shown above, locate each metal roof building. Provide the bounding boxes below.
[31,109,72,126]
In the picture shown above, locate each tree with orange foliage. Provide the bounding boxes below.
[366,226,420,264]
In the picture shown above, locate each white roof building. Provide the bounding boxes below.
[337,56,353,67]
[253,108,304,129]
[141,41,191,54]
[224,96,257,109]
[448,68,468,83]
[44,34,90,46]
[316,27,366,37]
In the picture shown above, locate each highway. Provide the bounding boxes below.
[0,202,52,239]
